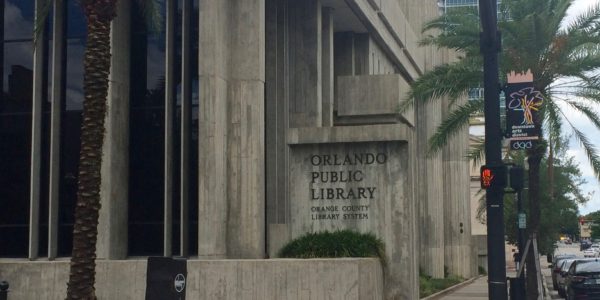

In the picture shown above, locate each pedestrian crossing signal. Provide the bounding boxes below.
[480,165,507,189]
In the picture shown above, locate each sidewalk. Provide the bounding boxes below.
[436,276,489,300]
[433,256,550,300]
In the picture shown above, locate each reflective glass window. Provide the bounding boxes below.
[57,0,86,256]
[0,1,34,257]
[129,0,166,256]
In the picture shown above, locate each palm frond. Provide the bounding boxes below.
[420,7,481,55]
[565,101,600,132]
[569,181,590,204]
[427,99,484,155]
[563,120,600,181]
[405,59,481,111]
[563,2,600,34]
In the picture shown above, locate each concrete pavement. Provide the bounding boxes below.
[434,257,552,299]
[436,276,489,300]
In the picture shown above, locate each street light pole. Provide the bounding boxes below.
[479,0,507,299]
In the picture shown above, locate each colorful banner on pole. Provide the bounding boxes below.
[505,80,543,151]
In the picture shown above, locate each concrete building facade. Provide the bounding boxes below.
[0,0,474,298]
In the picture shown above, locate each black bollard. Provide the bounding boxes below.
[0,281,8,300]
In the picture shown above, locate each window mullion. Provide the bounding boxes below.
[180,0,192,258]
[164,0,176,258]
[47,0,67,260]
[29,0,48,260]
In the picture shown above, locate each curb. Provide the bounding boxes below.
[542,272,551,299]
[420,275,485,300]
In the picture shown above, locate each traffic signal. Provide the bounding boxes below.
[509,166,524,190]
[480,165,507,189]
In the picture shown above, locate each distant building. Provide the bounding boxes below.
[580,218,594,240]
[438,0,503,15]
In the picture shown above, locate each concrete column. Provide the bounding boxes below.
[321,7,334,127]
[226,0,265,258]
[97,0,130,260]
[198,74,229,258]
[443,50,473,278]
[289,0,321,128]
[387,130,420,300]
[416,18,445,278]
[199,0,266,258]
[198,0,229,258]
[416,94,445,278]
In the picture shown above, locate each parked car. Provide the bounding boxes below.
[553,254,578,290]
[558,258,578,297]
[565,259,600,300]
[592,244,600,253]
[581,240,592,251]
[584,249,598,258]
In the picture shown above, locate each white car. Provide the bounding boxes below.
[583,249,597,258]
[591,244,600,253]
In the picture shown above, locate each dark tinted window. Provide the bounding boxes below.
[128,0,166,256]
[57,1,86,256]
[0,0,34,257]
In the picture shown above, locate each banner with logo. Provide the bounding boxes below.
[505,80,543,151]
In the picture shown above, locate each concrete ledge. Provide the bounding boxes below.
[0,258,383,300]
[420,275,484,300]
[336,75,414,126]
[287,124,411,144]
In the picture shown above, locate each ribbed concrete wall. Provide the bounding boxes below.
[443,92,473,278]
[0,258,383,300]
[416,97,444,279]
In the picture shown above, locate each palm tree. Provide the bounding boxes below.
[65,1,118,298]
[408,0,600,299]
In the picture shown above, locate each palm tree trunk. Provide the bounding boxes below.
[66,2,116,299]
[526,144,545,300]
[548,136,554,201]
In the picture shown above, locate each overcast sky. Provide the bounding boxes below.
[563,0,600,215]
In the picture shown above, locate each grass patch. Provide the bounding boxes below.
[278,230,385,261]
[419,273,464,298]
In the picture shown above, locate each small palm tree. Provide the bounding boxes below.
[408,0,600,299]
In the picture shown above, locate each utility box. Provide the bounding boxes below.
[145,257,187,300]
